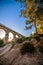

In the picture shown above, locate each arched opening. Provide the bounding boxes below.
[16,35,19,38]
[8,32,14,42]
[0,29,6,39]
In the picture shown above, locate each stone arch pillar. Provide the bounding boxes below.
[12,33,17,41]
[13,34,16,41]
[5,31,9,43]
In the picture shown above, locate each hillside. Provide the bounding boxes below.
[0,38,43,65]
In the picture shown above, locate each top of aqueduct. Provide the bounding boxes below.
[0,23,24,38]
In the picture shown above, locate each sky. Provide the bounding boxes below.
[0,0,35,37]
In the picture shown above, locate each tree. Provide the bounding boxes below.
[17,0,43,34]
[37,24,43,34]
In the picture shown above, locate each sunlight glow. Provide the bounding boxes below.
[16,35,19,38]
[0,29,5,39]
[8,32,14,42]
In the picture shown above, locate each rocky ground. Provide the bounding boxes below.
[0,40,43,65]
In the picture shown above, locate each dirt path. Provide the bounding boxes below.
[0,44,21,65]
[0,44,12,56]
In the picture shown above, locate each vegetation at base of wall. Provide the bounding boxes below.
[37,40,43,54]
[33,34,40,41]
[15,34,43,44]
[11,41,16,48]
[22,37,31,41]
[15,37,27,43]
[15,38,24,43]
[39,34,43,37]
[15,37,31,44]
[7,40,16,48]
[30,34,43,41]
[0,39,5,47]
[20,42,36,55]
[39,46,43,54]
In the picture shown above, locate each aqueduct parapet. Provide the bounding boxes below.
[0,24,24,43]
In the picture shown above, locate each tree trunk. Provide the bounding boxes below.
[34,17,38,34]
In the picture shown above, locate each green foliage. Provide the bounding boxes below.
[16,37,31,44]
[30,34,43,38]
[36,7,43,20]
[0,39,3,44]
[0,39,5,47]
[22,37,31,41]
[39,46,43,54]
[39,34,43,37]
[17,0,43,34]
[30,34,43,41]
[16,38,24,43]
[11,41,16,48]
[20,42,35,55]
[37,41,43,53]
[33,34,40,41]
[30,33,40,41]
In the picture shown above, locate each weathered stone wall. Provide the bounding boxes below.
[0,24,24,43]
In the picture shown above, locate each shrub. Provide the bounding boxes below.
[16,37,32,44]
[11,41,15,48]
[16,38,24,43]
[39,34,43,37]
[34,34,40,41]
[22,37,31,41]
[20,42,35,55]
[30,33,40,41]
[37,40,43,53]
[0,39,5,47]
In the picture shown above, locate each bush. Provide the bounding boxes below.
[39,46,43,53]
[22,37,31,41]
[30,33,40,41]
[34,34,40,40]
[30,34,43,41]
[15,37,31,44]
[0,39,5,47]
[39,34,43,37]
[16,38,24,43]
[20,42,35,55]
[37,40,43,53]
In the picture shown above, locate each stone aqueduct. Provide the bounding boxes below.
[0,23,24,43]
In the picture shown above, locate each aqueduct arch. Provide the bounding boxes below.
[0,23,24,43]
[0,29,6,39]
